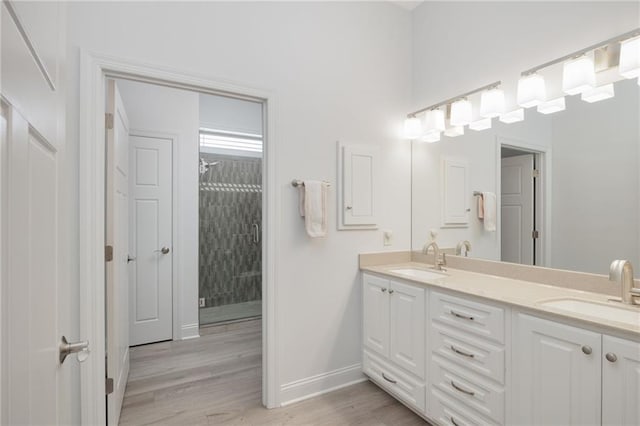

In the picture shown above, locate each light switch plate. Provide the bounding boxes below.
[383,230,393,246]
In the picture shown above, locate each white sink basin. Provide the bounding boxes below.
[540,298,640,326]
[390,268,447,281]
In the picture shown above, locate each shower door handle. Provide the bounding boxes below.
[253,224,260,244]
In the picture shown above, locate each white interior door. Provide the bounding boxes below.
[1,2,72,424]
[129,134,173,346]
[106,80,131,426]
[501,154,534,265]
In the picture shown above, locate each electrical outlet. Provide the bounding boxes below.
[199,298,205,308]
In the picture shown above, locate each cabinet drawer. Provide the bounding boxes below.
[430,388,494,426]
[431,356,504,424]
[431,323,505,384]
[363,350,426,412]
[430,291,505,344]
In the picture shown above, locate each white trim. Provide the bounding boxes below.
[496,136,552,267]
[79,51,280,426]
[128,129,182,341]
[279,364,366,407]
[180,323,200,340]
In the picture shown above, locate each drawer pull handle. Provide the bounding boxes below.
[451,345,475,358]
[450,310,474,321]
[451,417,460,426]
[381,288,387,292]
[388,289,395,294]
[605,352,617,363]
[382,373,397,384]
[451,380,475,396]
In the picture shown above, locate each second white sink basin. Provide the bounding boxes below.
[540,298,640,326]
[390,268,447,281]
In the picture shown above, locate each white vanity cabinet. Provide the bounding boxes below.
[602,335,640,426]
[362,274,426,412]
[428,291,507,425]
[513,313,602,425]
[513,313,640,426]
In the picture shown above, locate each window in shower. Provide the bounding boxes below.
[198,125,263,326]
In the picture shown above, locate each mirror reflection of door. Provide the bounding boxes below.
[501,149,536,265]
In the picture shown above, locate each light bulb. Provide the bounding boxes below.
[563,55,595,95]
[450,99,472,126]
[444,126,464,137]
[480,88,505,118]
[469,118,492,131]
[619,35,640,79]
[517,73,546,108]
[424,109,445,132]
[403,117,422,139]
[537,97,566,114]
[420,130,441,143]
[499,109,524,124]
[581,84,614,103]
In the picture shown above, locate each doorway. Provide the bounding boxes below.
[499,145,544,266]
[101,76,267,424]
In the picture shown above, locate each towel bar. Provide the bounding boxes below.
[291,179,331,188]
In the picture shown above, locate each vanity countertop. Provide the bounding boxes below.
[361,262,640,339]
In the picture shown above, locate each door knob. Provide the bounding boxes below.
[581,345,593,355]
[605,353,618,363]
[59,336,89,364]
[155,247,170,254]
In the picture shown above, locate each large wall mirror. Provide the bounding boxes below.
[411,77,640,276]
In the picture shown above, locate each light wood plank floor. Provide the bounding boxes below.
[119,319,428,425]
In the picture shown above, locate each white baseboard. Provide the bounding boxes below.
[279,363,366,406]
[180,323,200,340]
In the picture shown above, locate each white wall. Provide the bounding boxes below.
[411,1,640,260]
[116,79,200,339]
[551,78,640,274]
[66,1,412,405]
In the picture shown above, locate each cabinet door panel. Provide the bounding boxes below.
[363,274,389,357]
[389,280,425,378]
[513,314,601,426]
[602,335,640,426]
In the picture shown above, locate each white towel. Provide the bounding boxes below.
[298,181,328,238]
[482,191,497,232]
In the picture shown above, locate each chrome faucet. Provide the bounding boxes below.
[609,260,640,305]
[423,241,446,271]
[456,240,472,257]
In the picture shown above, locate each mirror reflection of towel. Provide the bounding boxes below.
[482,192,497,232]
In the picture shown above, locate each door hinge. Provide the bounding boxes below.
[105,377,114,395]
[532,230,539,239]
[105,113,114,130]
[105,245,114,262]
[532,169,540,178]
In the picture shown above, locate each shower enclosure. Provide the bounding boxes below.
[199,152,262,325]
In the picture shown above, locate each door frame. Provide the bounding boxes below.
[495,136,552,267]
[78,50,280,425]
[128,129,180,341]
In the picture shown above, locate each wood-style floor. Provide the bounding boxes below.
[119,319,427,425]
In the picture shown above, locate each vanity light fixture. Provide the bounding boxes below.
[581,83,615,103]
[499,108,524,124]
[562,55,596,95]
[619,35,640,79]
[403,116,422,139]
[480,87,505,118]
[444,126,464,137]
[450,98,473,126]
[421,130,441,143]
[537,97,566,114]
[424,108,446,133]
[517,73,546,108]
[469,118,492,131]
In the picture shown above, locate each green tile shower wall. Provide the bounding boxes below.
[199,153,262,308]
